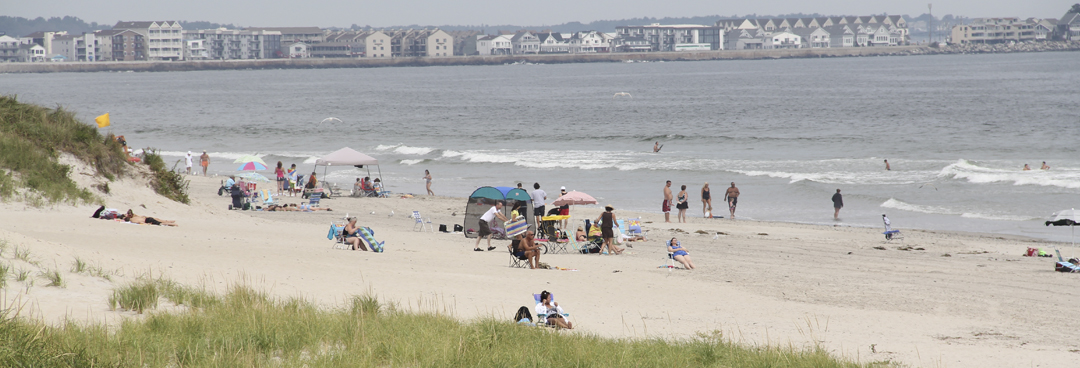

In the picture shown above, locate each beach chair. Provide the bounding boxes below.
[261,189,277,206]
[412,211,433,232]
[883,230,903,242]
[328,221,348,250]
[509,244,529,268]
[1055,249,1080,273]
[627,218,647,240]
[532,293,571,329]
[309,191,322,207]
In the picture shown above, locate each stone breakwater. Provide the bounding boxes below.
[0,43,1075,73]
[912,40,1080,55]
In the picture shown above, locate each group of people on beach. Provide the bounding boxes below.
[663,181,739,223]
[1023,161,1051,171]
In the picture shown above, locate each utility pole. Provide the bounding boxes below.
[928,3,933,44]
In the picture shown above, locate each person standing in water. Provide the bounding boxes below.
[832,189,843,220]
[424,170,434,195]
[1041,161,1050,170]
[701,183,712,218]
[884,159,891,171]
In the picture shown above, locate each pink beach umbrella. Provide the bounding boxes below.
[552,190,598,206]
[236,161,268,171]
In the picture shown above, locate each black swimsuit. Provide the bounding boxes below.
[702,189,711,200]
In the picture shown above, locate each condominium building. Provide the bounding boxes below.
[323,30,392,58]
[951,18,1037,44]
[0,35,20,62]
[615,24,717,51]
[113,21,184,60]
[183,29,282,59]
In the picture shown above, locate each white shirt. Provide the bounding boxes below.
[185,153,193,167]
[532,189,546,208]
[535,302,565,324]
[480,206,499,222]
[883,216,892,231]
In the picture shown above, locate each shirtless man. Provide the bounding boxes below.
[122,209,178,226]
[1041,161,1050,170]
[725,182,740,219]
[199,151,210,176]
[653,142,662,153]
[663,180,673,223]
[884,159,890,171]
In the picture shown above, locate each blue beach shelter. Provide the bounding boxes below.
[464,186,534,238]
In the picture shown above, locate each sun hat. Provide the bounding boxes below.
[605,204,614,211]
[560,186,566,190]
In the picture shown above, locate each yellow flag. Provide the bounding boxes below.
[95,113,110,128]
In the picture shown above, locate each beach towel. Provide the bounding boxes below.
[359,226,384,253]
[505,216,528,238]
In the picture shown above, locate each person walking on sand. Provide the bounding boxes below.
[676,185,689,223]
[531,183,546,227]
[832,189,843,220]
[423,170,434,195]
[884,159,891,171]
[663,180,673,222]
[184,151,193,175]
[199,151,209,176]
[595,205,623,255]
[701,182,712,218]
[725,182,740,219]
[475,201,509,252]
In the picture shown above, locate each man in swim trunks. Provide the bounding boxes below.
[725,182,740,219]
[200,151,209,176]
[663,180,672,223]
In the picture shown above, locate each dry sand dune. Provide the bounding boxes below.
[1,162,1077,367]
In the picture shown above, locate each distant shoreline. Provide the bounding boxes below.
[2,43,1077,74]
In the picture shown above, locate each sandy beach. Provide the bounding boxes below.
[1,160,1077,367]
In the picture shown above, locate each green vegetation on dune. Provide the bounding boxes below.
[0,280,884,368]
[0,95,190,205]
[0,95,127,204]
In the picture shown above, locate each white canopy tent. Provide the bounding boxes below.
[313,147,383,193]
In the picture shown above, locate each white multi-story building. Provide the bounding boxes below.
[477,34,512,55]
[113,21,184,60]
[183,29,281,59]
[0,35,20,62]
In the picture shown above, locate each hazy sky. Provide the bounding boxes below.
[7,0,1072,28]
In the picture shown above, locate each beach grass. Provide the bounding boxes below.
[14,269,29,282]
[12,246,32,264]
[0,262,8,288]
[142,149,190,204]
[70,257,87,274]
[39,269,64,288]
[0,95,129,205]
[0,281,880,368]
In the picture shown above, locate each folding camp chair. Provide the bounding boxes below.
[309,191,322,208]
[328,221,349,250]
[412,211,433,232]
[509,245,529,268]
[261,189,277,206]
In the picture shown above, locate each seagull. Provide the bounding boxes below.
[613,92,632,98]
[388,211,394,218]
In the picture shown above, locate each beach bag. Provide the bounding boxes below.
[514,306,532,323]
[439,224,448,233]
[454,224,464,232]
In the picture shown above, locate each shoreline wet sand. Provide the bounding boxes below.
[1,166,1077,367]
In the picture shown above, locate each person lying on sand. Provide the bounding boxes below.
[122,209,177,227]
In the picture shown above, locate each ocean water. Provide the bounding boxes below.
[4,52,1079,242]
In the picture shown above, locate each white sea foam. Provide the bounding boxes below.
[731,169,931,185]
[880,198,957,215]
[939,159,1080,189]
[374,144,434,155]
[400,159,423,165]
[959,213,1038,221]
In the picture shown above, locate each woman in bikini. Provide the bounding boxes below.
[424,170,434,195]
